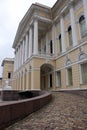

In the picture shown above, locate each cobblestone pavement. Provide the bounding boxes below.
[6,92,87,130]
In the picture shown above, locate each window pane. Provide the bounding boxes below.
[79,16,87,38]
[57,71,61,87]
[50,40,53,54]
[59,35,62,52]
[50,74,52,88]
[68,26,73,46]
[81,63,87,84]
[67,68,73,86]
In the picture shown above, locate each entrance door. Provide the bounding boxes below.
[41,64,54,89]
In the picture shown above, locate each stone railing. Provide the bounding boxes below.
[57,89,87,98]
[0,90,52,130]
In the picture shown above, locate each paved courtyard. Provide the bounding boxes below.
[6,92,87,130]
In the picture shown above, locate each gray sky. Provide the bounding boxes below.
[0,0,57,77]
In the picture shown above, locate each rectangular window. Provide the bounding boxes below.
[67,68,73,86]
[50,40,53,54]
[8,72,11,79]
[56,71,61,87]
[81,63,87,84]
[49,74,52,88]
[59,35,62,53]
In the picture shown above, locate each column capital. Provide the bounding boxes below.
[33,17,38,22]
[34,18,38,25]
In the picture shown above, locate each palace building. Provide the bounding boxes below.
[12,0,87,90]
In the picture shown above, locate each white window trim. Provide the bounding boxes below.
[79,14,86,39]
[56,72,58,87]
[79,64,82,84]
[79,62,87,84]
[66,69,68,86]
[66,67,73,86]
[56,71,61,87]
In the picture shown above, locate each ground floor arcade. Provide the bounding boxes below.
[12,53,87,91]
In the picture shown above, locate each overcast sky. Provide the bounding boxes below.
[0,0,57,77]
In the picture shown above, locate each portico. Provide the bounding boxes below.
[14,17,52,72]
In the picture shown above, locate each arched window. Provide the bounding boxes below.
[59,34,62,52]
[79,15,87,38]
[68,26,73,46]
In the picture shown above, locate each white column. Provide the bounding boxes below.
[70,5,78,46]
[19,45,21,67]
[15,51,17,71]
[60,16,66,53]
[17,50,18,69]
[16,49,18,70]
[14,56,15,71]
[27,31,29,58]
[52,25,55,54]
[20,43,22,66]
[21,41,23,65]
[15,50,17,70]
[22,41,23,65]
[17,48,19,69]
[24,38,26,62]
[34,19,38,55]
[83,0,87,27]
[29,27,32,57]
[46,33,48,54]
[23,39,25,63]
[23,72,25,90]
[18,46,20,68]
[25,33,28,60]
[18,46,20,67]
[14,51,16,71]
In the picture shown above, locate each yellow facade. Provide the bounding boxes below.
[1,58,14,88]
[13,0,87,90]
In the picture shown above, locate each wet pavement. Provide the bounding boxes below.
[6,92,87,130]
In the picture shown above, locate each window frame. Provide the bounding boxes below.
[68,26,73,47]
[8,72,11,79]
[79,15,87,38]
[59,34,62,53]
[80,62,87,84]
[56,71,61,87]
[66,67,73,86]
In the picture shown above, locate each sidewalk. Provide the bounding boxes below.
[6,92,87,130]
